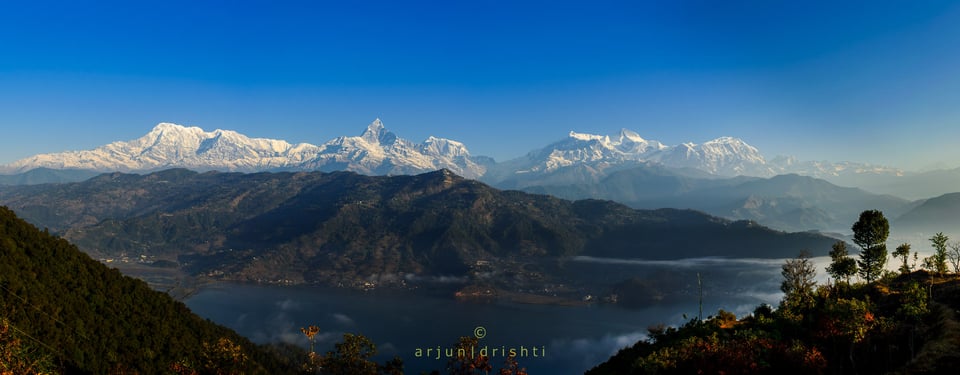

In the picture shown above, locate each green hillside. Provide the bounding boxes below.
[0,206,300,374]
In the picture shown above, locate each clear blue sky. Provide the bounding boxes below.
[2,0,960,170]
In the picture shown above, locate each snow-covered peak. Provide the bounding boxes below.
[497,127,773,178]
[420,136,471,158]
[617,128,646,143]
[2,119,489,178]
[568,131,608,142]
[152,122,188,131]
[359,118,397,145]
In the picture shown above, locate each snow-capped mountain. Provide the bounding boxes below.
[0,119,490,178]
[1,120,904,187]
[657,136,771,176]
[299,119,489,177]
[484,129,772,185]
[481,129,902,187]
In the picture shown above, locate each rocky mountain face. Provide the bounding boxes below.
[0,169,839,292]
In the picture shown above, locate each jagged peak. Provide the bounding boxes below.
[360,118,397,144]
[367,118,384,132]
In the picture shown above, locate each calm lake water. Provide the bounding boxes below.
[185,257,830,374]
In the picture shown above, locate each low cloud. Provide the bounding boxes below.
[275,298,300,311]
[547,331,648,371]
[332,312,355,326]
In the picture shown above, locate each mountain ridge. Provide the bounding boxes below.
[0,119,491,179]
[0,168,841,295]
[1,120,904,185]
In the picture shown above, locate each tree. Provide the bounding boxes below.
[0,318,57,375]
[498,355,529,375]
[893,243,912,274]
[852,210,889,283]
[897,281,928,360]
[319,333,379,375]
[300,325,320,354]
[949,241,960,274]
[781,251,817,310]
[447,336,492,375]
[928,232,949,277]
[201,337,248,375]
[827,241,858,284]
[818,298,876,372]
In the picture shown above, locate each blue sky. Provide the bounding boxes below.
[2,0,960,170]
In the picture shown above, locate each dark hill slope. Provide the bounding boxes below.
[0,169,839,287]
[0,206,297,374]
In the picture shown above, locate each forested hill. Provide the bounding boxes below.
[0,169,839,288]
[0,206,299,374]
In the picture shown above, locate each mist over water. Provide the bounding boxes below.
[186,257,820,374]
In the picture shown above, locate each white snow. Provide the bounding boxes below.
[2,119,488,179]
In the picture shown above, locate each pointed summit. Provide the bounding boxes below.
[360,118,396,144]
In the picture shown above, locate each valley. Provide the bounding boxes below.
[0,168,840,306]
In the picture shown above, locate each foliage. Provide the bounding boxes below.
[0,319,57,375]
[851,210,890,250]
[497,355,528,375]
[587,208,960,375]
[0,206,297,374]
[852,210,889,283]
[300,325,320,354]
[897,281,928,322]
[929,232,950,277]
[893,243,912,275]
[316,333,379,375]
[781,251,817,310]
[201,337,248,375]
[446,336,492,375]
[826,241,857,284]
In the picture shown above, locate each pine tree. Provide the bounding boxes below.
[852,210,889,283]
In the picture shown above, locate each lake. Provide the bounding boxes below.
[185,256,830,374]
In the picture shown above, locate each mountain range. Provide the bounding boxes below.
[0,119,492,179]
[523,165,917,233]
[0,119,904,186]
[0,169,839,296]
[4,120,959,237]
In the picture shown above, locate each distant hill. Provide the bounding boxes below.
[525,168,912,233]
[0,169,840,292]
[894,192,960,236]
[0,206,298,373]
[0,167,99,185]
